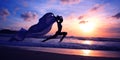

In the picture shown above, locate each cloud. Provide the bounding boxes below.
[49,0,57,4]
[21,1,29,7]
[79,20,88,24]
[13,7,20,15]
[108,27,120,33]
[21,11,38,21]
[0,8,10,20]
[78,15,84,20]
[112,12,120,19]
[89,4,104,12]
[78,4,105,23]
[60,0,81,5]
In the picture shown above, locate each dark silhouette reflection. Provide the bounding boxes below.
[9,12,67,42]
[42,15,67,42]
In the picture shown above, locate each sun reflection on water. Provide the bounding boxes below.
[82,40,93,45]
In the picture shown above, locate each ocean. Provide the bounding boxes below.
[0,34,120,58]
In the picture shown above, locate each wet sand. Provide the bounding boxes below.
[0,46,120,60]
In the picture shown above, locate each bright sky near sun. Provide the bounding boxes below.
[0,0,120,38]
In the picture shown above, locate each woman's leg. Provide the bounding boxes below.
[41,33,58,42]
[59,32,67,42]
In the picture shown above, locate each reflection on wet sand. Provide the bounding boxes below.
[81,50,91,56]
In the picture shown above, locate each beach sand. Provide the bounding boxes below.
[0,46,120,60]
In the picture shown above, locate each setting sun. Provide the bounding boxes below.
[79,22,96,33]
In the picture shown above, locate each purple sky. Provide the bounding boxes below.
[0,0,120,38]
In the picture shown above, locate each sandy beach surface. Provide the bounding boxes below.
[0,46,120,60]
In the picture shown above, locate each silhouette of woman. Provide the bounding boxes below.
[42,15,67,42]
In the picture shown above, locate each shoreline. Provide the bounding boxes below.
[0,46,120,60]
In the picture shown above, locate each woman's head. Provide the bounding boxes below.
[56,15,63,23]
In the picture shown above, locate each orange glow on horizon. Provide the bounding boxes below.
[79,17,101,34]
[48,16,118,38]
